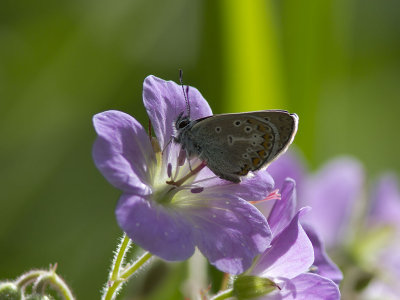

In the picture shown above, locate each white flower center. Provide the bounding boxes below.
[149,140,209,205]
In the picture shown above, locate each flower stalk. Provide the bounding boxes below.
[102,234,153,300]
[13,264,74,300]
[210,288,234,300]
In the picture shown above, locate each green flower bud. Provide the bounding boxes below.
[0,282,22,300]
[233,275,279,299]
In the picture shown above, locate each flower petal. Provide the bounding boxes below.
[301,157,364,248]
[195,168,275,202]
[268,179,297,237]
[178,194,272,275]
[251,208,313,279]
[92,111,155,195]
[361,279,400,300]
[267,150,306,190]
[302,223,343,285]
[368,173,400,230]
[266,273,340,300]
[142,75,212,149]
[116,194,196,261]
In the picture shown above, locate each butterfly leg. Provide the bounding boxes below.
[162,136,174,155]
[187,155,193,172]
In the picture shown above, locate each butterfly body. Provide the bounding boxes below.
[174,110,298,183]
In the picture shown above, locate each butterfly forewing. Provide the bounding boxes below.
[189,110,298,182]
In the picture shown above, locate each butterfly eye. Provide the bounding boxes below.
[178,120,189,129]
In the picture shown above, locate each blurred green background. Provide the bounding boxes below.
[1,0,399,299]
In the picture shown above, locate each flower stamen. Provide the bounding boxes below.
[167,162,207,187]
[190,187,204,193]
[249,189,281,204]
[177,148,186,166]
[168,149,187,181]
[167,163,172,178]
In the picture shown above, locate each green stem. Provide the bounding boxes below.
[46,272,75,300]
[16,266,75,300]
[102,234,153,300]
[15,270,43,289]
[210,288,234,300]
[110,234,131,281]
[120,252,153,279]
[102,279,122,300]
[219,273,231,292]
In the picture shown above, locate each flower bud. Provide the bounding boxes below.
[233,275,278,299]
[0,282,21,300]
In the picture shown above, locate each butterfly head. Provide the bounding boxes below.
[173,112,193,144]
[175,112,191,130]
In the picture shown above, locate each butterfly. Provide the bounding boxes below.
[173,109,298,183]
[171,71,298,183]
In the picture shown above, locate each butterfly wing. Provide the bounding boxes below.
[190,110,298,182]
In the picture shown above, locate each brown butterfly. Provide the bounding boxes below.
[174,110,298,183]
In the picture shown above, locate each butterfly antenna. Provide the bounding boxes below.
[179,69,190,118]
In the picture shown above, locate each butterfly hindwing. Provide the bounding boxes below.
[187,110,298,182]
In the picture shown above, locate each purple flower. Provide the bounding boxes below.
[361,173,400,299]
[302,224,343,285]
[362,280,400,300]
[245,179,340,299]
[268,152,364,249]
[368,173,400,231]
[266,150,306,191]
[92,75,274,274]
